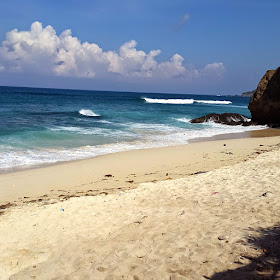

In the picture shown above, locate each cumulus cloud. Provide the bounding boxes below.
[0,21,225,81]
[201,62,226,77]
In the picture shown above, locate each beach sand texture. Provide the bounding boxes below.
[0,137,280,279]
[1,131,280,206]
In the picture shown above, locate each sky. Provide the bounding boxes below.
[0,0,279,95]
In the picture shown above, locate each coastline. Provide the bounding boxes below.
[189,127,280,143]
[0,126,273,176]
[0,127,278,177]
[0,128,280,206]
[1,130,280,278]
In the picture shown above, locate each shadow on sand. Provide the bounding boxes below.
[209,224,280,280]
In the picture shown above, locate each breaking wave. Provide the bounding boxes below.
[143,97,194,104]
[175,118,191,123]
[49,126,135,137]
[195,100,232,105]
[79,109,100,117]
[0,123,266,170]
[143,97,232,105]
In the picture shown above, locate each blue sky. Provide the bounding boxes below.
[0,0,279,94]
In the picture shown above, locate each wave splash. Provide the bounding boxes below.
[195,100,232,105]
[0,124,265,170]
[143,97,194,104]
[175,118,191,123]
[79,109,100,117]
[143,97,232,105]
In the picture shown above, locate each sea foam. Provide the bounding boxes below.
[0,123,266,171]
[79,109,100,117]
[194,100,232,105]
[49,126,135,137]
[143,97,232,105]
[143,97,194,104]
[175,118,191,123]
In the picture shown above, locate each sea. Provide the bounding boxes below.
[0,86,265,172]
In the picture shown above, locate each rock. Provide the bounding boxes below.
[190,113,252,126]
[249,67,280,125]
[241,90,256,97]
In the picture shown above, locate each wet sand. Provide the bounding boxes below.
[189,127,280,142]
[0,129,280,207]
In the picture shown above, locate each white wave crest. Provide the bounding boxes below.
[97,120,113,124]
[143,97,194,104]
[49,126,106,135]
[194,100,232,104]
[49,126,135,137]
[143,97,232,105]
[79,109,100,117]
[175,118,191,123]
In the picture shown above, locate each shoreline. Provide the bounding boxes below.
[1,127,279,176]
[1,133,280,278]
[1,128,280,207]
[189,127,280,142]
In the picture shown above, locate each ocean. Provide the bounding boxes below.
[0,86,265,172]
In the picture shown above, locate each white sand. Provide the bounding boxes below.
[0,145,280,279]
[1,133,280,206]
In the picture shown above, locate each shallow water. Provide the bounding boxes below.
[0,86,265,170]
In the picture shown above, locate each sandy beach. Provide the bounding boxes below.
[1,130,280,279]
[1,0,279,278]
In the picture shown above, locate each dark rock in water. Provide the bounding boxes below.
[190,113,253,126]
[241,89,256,97]
[249,67,280,125]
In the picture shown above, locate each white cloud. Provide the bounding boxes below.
[201,62,226,77]
[0,21,225,81]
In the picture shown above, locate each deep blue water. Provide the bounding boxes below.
[0,86,264,171]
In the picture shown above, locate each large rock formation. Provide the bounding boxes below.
[190,113,252,126]
[248,67,280,125]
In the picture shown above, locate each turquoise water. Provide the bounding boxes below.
[0,86,264,171]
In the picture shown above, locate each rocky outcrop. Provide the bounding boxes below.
[190,113,253,126]
[241,90,256,97]
[248,68,280,125]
